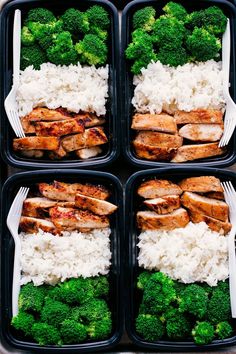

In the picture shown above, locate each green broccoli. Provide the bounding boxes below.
[199,283,214,297]
[132,6,156,32]
[25,8,56,25]
[157,45,188,67]
[207,289,231,324]
[73,299,110,323]
[137,271,153,290]
[21,45,47,70]
[131,52,157,75]
[87,316,112,340]
[21,26,35,46]
[173,281,186,297]
[61,8,89,34]
[215,321,233,339]
[192,321,215,345]
[164,308,192,339]
[152,17,187,48]
[11,311,35,337]
[179,284,208,319]
[135,314,165,341]
[89,276,109,298]
[90,27,108,42]
[18,283,46,313]
[32,322,62,346]
[163,2,188,21]
[75,34,107,66]
[86,5,110,30]
[217,280,229,293]
[186,28,221,62]
[27,20,63,50]
[41,298,71,328]
[60,320,87,344]
[47,31,78,66]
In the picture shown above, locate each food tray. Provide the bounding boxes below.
[121,0,236,169]
[0,169,123,352]
[125,166,236,350]
[0,0,120,169]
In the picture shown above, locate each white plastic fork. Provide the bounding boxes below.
[7,187,29,316]
[219,19,236,147]
[4,9,25,138]
[221,181,236,318]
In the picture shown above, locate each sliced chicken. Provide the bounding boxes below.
[22,197,75,218]
[179,124,223,142]
[137,208,189,231]
[48,144,68,160]
[132,113,177,134]
[22,107,73,122]
[181,192,229,222]
[76,113,105,128]
[20,150,44,158]
[49,206,109,230]
[35,118,84,137]
[21,116,36,134]
[179,176,223,193]
[13,137,59,151]
[171,143,225,163]
[39,181,109,201]
[144,195,180,214]
[189,211,231,235]
[61,128,108,152]
[20,216,57,234]
[138,179,182,199]
[174,109,223,124]
[75,193,117,215]
[75,147,102,159]
[205,191,225,200]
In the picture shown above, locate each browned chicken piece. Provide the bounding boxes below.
[138,179,182,199]
[21,116,36,134]
[22,197,75,217]
[181,192,229,222]
[75,193,117,215]
[205,191,225,200]
[132,113,177,134]
[35,118,85,137]
[75,147,102,159]
[48,144,68,160]
[61,128,108,152]
[179,176,223,193]
[23,107,73,122]
[76,113,105,128]
[20,216,57,234]
[39,180,109,201]
[137,208,189,231]
[49,206,109,230]
[179,124,223,142]
[144,195,180,215]
[13,137,59,151]
[20,150,44,158]
[171,143,225,163]
[174,109,223,124]
[189,211,231,235]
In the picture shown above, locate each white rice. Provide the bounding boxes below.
[16,62,109,117]
[138,222,228,286]
[20,228,112,286]
[132,60,225,114]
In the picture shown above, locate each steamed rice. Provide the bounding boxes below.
[132,60,225,114]
[16,63,109,117]
[20,228,111,286]
[138,222,228,286]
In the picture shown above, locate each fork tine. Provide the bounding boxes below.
[13,110,24,138]
[11,110,21,137]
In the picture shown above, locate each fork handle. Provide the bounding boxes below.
[12,235,21,316]
[13,10,21,86]
[228,228,236,317]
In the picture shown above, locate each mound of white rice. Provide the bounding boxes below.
[138,222,228,286]
[20,228,111,286]
[17,63,109,117]
[132,60,225,114]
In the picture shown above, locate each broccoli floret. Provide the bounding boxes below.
[131,51,157,75]
[186,28,221,62]
[90,27,108,42]
[207,289,231,324]
[41,298,70,328]
[61,8,89,34]
[32,322,61,346]
[135,314,165,341]
[25,8,56,25]
[21,26,35,46]
[157,45,188,67]
[74,299,110,323]
[215,321,233,339]
[87,316,112,340]
[47,31,78,66]
[18,283,46,313]
[133,6,156,32]
[200,283,214,297]
[179,284,208,319]
[75,34,107,66]
[152,17,187,48]
[60,320,87,344]
[142,272,176,314]
[11,311,35,337]
[163,2,188,21]
[192,321,215,345]
[164,308,191,339]
[217,280,229,293]
[21,45,47,70]
[173,281,186,297]
[86,5,110,30]
[137,271,153,290]
[89,276,109,297]
[28,21,63,50]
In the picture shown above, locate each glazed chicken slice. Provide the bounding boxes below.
[144,195,180,215]
[20,216,57,234]
[189,210,231,235]
[171,143,225,163]
[13,137,59,151]
[179,124,223,142]
[35,118,85,137]
[39,181,109,201]
[23,197,75,218]
[23,107,73,122]
[49,206,109,230]
[138,179,182,199]
[21,116,36,134]
[174,109,223,124]
[75,147,102,159]
[181,192,229,222]
[132,113,177,134]
[76,113,105,128]
[205,191,225,200]
[75,193,117,216]
[178,176,223,193]
[137,208,189,231]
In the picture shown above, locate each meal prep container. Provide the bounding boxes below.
[0,0,120,169]
[0,169,123,352]
[125,166,236,351]
[121,0,236,169]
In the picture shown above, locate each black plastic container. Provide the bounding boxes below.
[0,0,120,169]
[125,166,236,350]
[121,0,236,168]
[0,169,123,352]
